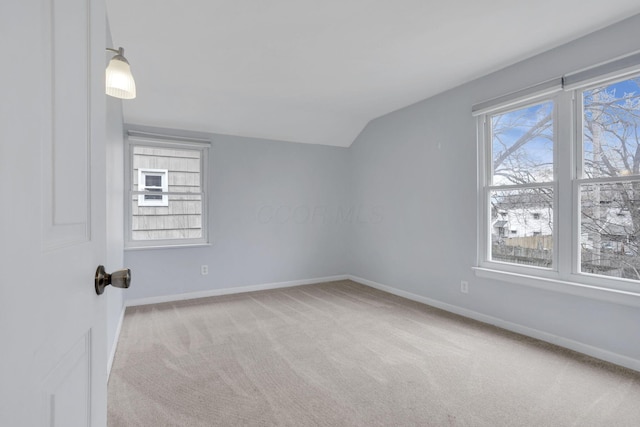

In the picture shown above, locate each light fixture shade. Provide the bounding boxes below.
[106,54,136,99]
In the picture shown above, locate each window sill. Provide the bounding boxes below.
[473,267,640,308]
[124,243,211,252]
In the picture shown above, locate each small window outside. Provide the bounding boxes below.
[138,169,168,206]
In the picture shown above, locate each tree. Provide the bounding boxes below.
[580,78,640,278]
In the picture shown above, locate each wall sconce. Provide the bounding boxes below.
[106,47,136,99]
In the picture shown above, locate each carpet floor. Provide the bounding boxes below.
[108,280,640,426]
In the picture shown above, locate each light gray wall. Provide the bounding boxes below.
[119,15,640,365]
[124,129,351,300]
[350,14,640,361]
[105,26,125,362]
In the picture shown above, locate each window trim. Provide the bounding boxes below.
[475,69,640,303]
[125,131,210,249]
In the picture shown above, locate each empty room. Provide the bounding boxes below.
[3,1,640,426]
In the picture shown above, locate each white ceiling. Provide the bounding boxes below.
[106,1,640,147]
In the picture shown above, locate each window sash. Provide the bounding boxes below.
[577,78,640,181]
[484,98,557,186]
[487,186,555,268]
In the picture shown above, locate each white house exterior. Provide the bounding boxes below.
[492,208,553,242]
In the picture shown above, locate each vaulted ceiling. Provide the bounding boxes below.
[106,1,640,147]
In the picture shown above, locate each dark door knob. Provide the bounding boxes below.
[95,265,131,295]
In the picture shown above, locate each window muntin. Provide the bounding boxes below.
[579,76,640,280]
[126,136,209,248]
[487,101,555,268]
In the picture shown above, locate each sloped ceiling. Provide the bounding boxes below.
[106,1,640,147]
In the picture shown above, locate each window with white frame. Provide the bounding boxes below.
[125,131,209,248]
[578,76,640,280]
[138,169,168,206]
[476,57,640,292]
[485,99,556,269]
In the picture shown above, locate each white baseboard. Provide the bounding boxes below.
[125,275,350,307]
[107,306,126,379]
[348,275,640,373]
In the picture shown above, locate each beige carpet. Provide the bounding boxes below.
[108,280,640,426]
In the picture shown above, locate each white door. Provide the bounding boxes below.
[1,0,109,425]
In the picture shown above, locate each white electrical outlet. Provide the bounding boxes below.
[201,265,209,275]
[460,280,469,294]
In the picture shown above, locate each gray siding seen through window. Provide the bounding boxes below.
[132,146,203,241]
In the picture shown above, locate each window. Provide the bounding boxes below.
[485,100,555,268]
[125,131,209,248]
[578,76,640,281]
[476,62,640,294]
[138,169,168,206]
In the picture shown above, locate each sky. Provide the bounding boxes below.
[491,76,640,184]
[491,101,554,185]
